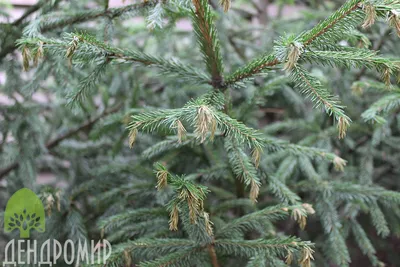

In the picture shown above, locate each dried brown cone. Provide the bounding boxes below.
[195,105,216,143]
[128,128,138,148]
[388,11,400,37]
[249,179,260,203]
[178,189,202,224]
[284,43,302,70]
[299,247,315,267]
[382,67,392,88]
[46,194,55,216]
[169,205,179,231]
[292,208,307,230]
[66,36,79,58]
[302,203,315,215]
[362,4,376,28]
[333,156,347,172]
[285,250,293,265]
[176,120,187,143]
[124,250,132,267]
[66,36,80,66]
[251,147,261,169]
[219,0,230,12]
[338,116,350,139]
[188,192,201,223]
[156,169,169,190]
[203,212,214,236]
[33,42,44,67]
[22,46,31,72]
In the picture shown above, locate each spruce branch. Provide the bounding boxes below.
[128,96,346,165]
[224,139,261,203]
[302,49,399,71]
[102,239,199,266]
[154,164,210,231]
[355,27,392,79]
[216,204,294,237]
[246,254,269,267]
[289,66,351,138]
[300,0,363,47]
[299,181,400,205]
[351,219,381,266]
[146,2,166,30]
[141,135,198,160]
[138,248,202,267]
[127,96,266,150]
[19,33,210,87]
[301,49,400,83]
[215,111,266,149]
[361,92,400,123]
[210,199,255,214]
[215,237,314,266]
[98,208,168,234]
[262,170,301,204]
[225,0,400,87]
[326,228,351,266]
[128,108,182,136]
[68,59,109,106]
[225,0,365,85]
[191,0,224,88]
[369,201,390,237]
[225,54,279,86]
[315,198,350,266]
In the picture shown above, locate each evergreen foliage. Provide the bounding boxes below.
[1,0,400,266]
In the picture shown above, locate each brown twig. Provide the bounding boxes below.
[207,242,220,267]
[0,104,122,180]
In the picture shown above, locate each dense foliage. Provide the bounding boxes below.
[1,0,400,266]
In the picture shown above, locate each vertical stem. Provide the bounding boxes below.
[207,243,220,267]
[192,0,224,89]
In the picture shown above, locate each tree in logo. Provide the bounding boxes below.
[4,188,45,238]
